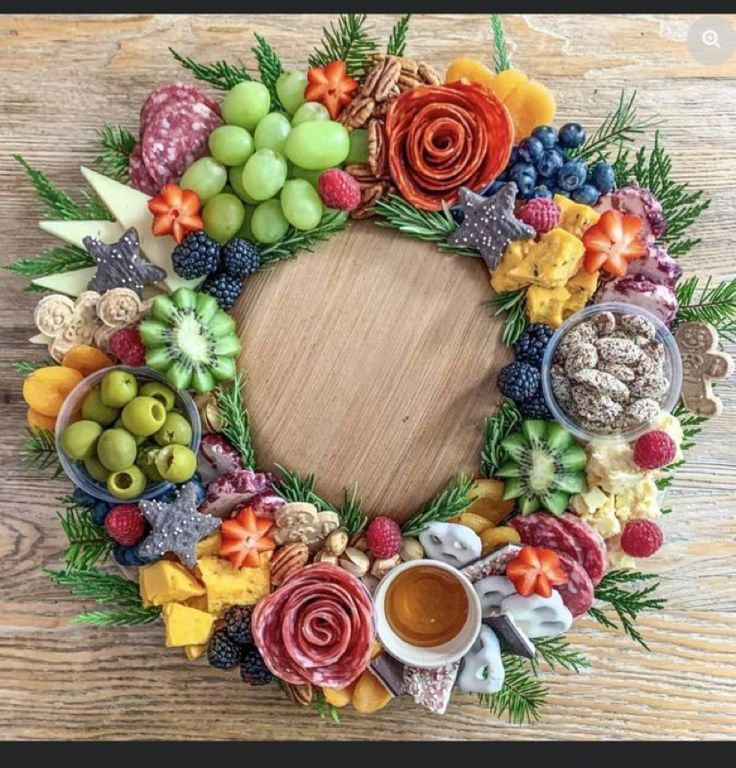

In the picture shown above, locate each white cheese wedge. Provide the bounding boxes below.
[31,267,97,296]
[29,332,52,345]
[38,220,123,250]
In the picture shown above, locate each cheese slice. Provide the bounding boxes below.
[39,219,123,250]
[29,332,52,345]
[32,267,97,296]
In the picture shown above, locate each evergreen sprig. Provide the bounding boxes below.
[486,289,529,346]
[531,636,590,674]
[314,688,341,724]
[169,47,252,90]
[5,244,94,278]
[14,155,111,221]
[252,33,284,110]
[215,372,256,470]
[588,569,665,650]
[336,485,368,537]
[491,15,512,73]
[11,359,52,376]
[655,402,707,491]
[308,14,378,78]
[21,428,62,478]
[258,211,349,268]
[480,654,547,725]
[386,14,411,57]
[480,399,523,478]
[675,275,736,343]
[56,496,113,571]
[401,474,475,537]
[93,124,137,182]
[274,465,339,513]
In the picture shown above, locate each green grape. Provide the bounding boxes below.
[251,199,289,244]
[179,157,227,203]
[202,193,246,244]
[228,164,260,204]
[276,70,308,115]
[208,125,254,166]
[237,204,257,241]
[242,149,288,201]
[347,128,369,164]
[290,165,323,188]
[221,81,271,131]
[291,101,330,127]
[285,121,350,171]
[254,112,292,154]
[280,179,323,231]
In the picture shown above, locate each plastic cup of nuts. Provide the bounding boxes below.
[541,302,683,442]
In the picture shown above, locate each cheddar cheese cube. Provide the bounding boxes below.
[163,602,215,647]
[508,229,584,289]
[562,266,599,319]
[490,239,533,293]
[554,194,600,239]
[526,285,571,328]
[184,643,208,662]
[139,560,206,607]
[196,555,271,617]
[196,532,222,558]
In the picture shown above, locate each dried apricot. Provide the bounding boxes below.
[480,525,521,556]
[322,684,354,708]
[351,670,392,714]
[451,511,493,534]
[490,69,556,140]
[445,57,496,91]
[62,345,113,378]
[27,408,57,433]
[22,366,83,417]
[466,479,515,525]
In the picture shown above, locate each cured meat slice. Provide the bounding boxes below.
[554,552,594,617]
[385,82,513,211]
[558,512,607,585]
[128,143,159,196]
[252,563,374,688]
[139,82,220,136]
[510,513,583,564]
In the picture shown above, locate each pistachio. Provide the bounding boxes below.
[349,533,371,553]
[361,574,380,594]
[400,537,424,562]
[338,547,370,578]
[323,528,349,557]
[313,550,339,566]
[370,554,401,579]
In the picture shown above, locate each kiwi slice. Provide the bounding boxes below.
[496,419,586,516]
[138,287,241,393]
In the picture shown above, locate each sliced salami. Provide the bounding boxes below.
[139,82,220,136]
[554,552,594,617]
[558,512,607,585]
[510,513,583,564]
[128,143,159,196]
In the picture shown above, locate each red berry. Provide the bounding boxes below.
[516,198,561,234]
[317,169,361,212]
[620,519,663,558]
[105,503,147,546]
[109,327,146,367]
[365,516,403,559]
[633,430,677,470]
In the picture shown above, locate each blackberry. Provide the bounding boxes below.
[171,231,221,280]
[239,646,273,686]
[207,629,241,670]
[201,273,243,311]
[514,323,554,368]
[497,361,540,404]
[221,238,261,278]
[224,604,254,645]
[519,393,553,420]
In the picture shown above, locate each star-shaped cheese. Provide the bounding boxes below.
[447,183,535,270]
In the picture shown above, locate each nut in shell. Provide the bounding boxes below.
[270,541,309,587]
[349,533,370,552]
[323,528,349,557]
[194,392,223,433]
[284,682,313,706]
[338,547,370,578]
[313,550,339,566]
[361,574,380,595]
[400,537,424,562]
[370,554,401,580]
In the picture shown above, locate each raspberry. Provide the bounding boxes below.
[516,198,561,233]
[109,327,146,367]
[365,516,402,558]
[105,503,147,546]
[633,430,677,470]
[620,519,663,558]
[317,169,361,211]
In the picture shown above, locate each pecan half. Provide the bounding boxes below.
[284,682,313,706]
[338,95,375,130]
[417,61,442,85]
[367,118,388,179]
[270,542,309,587]
[345,163,378,185]
[350,182,387,219]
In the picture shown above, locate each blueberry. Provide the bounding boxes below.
[536,149,565,179]
[509,161,537,182]
[571,183,600,206]
[590,162,616,194]
[112,545,129,566]
[553,143,570,161]
[126,547,146,567]
[479,179,506,197]
[557,160,588,192]
[529,185,554,200]
[517,137,544,164]
[513,174,536,198]
[508,146,520,166]
[192,481,207,507]
[72,488,97,508]
[91,501,110,526]
[531,125,557,149]
[154,486,177,504]
[558,122,587,149]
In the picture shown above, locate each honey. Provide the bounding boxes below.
[384,565,469,647]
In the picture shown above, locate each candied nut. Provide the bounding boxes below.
[284,682,313,706]
[270,542,310,587]
[559,323,596,356]
[370,554,401,580]
[313,550,339,566]
[620,313,655,339]
[400,537,424,562]
[571,385,623,426]
[551,365,572,406]
[640,338,665,365]
[629,372,669,400]
[338,547,370,578]
[570,369,630,403]
[563,342,598,375]
[595,337,642,365]
[591,311,616,336]
[625,398,661,425]
[598,362,636,383]
[323,528,349,557]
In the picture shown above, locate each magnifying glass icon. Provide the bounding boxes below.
[702,29,720,48]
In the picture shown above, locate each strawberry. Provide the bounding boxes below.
[219,505,275,569]
[582,209,647,277]
[304,60,359,120]
[506,545,568,598]
[148,184,204,244]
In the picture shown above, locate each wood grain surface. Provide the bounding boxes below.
[1,13,735,741]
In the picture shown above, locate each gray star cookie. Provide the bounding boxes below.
[138,482,221,568]
[447,182,535,270]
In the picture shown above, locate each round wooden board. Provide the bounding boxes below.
[233,221,512,519]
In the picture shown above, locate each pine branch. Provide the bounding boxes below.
[480,399,523,478]
[169,47,252,90]
[11,359,52,376]
[486,289,529,346]
[337,485,368,537]
[675,276,736,343]
[25,283,50,293]
[653,403,707,491]
[21,428,62,478]
[252,33,284,110]
[386,14,411,57]
[491,15,512,73]
[72,606,162,627]
[274,465,339,513]
[530,636,590,674]
[480,654,547,725]
[314,688,341,724]
[215,371,256,470]
[589,569,665,650]
[308,14,378,79]
[258,210,349,268]
[401,474,476,538]
[56,496,113,571]
[93,124,137,183]
[4,244,94,278]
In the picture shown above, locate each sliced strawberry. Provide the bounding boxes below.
[148,184,204,244]
[506,546,567,598]
[582,209,647,277]
[305,60,359,119]
[220,505,275,569]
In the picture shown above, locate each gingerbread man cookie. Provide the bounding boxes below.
[675,321,734,416]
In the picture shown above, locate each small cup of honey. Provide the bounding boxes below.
[373,559,482,668]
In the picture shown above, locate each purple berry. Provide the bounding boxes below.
[558,122,587,150]
[531,125,557,149]
[536,148,565,178]
[571,183,600,206]
[529,185,554,200]
[518,137,544,164]
[590,162,616,194]
[558,160,588,192]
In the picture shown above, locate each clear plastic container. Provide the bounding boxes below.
[541,302,683,443]
[55,365,201,504]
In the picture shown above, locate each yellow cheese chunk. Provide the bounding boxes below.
[196,532,222,558]
[196,555,271,617]
[139,560,205,607]
[526,285,571,328]
[184,643,208,661]
[562,266,599,319]
[490,239,533,293]
[554,194,600,239]
[508,229,584,289]
[163,602,215,647]
[183,593,209,613]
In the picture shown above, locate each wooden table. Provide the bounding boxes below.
[1,13,735,741]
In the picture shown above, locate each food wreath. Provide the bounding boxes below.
[9,15,736,725]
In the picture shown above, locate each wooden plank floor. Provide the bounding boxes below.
[1,13,735,740]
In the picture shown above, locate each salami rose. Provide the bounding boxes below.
[252,563,374,688]
[385,82,513,211]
